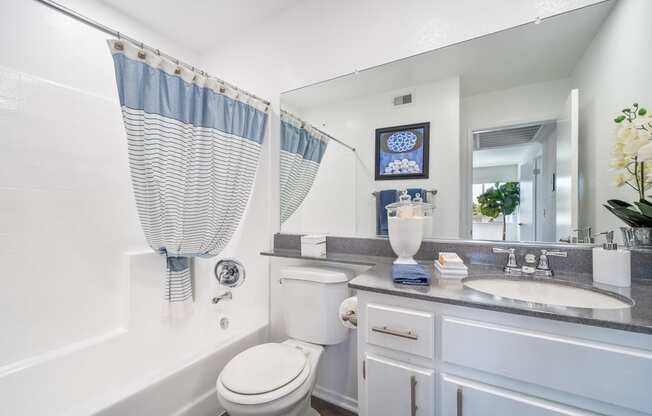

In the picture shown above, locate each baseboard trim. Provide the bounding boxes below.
[313,385,358,414]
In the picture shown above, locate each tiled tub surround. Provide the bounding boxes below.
[263,233,652,334]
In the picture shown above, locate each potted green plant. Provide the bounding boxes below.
[605,103,652,247]
[477,182,520,241]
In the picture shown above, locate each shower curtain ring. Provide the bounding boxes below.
[137,41,146,59]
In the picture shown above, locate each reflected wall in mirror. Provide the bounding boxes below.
[279,0,652,245]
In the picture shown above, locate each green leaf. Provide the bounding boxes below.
[605,205,652,227]
[477,182,520,220]
[604,205,638,227]
[614,115,626,123]
[606,199,633,209]
[639,108,648,116]
[635,201,652,218]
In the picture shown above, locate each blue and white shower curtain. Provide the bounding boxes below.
[108,40,268,317]
[280,111,329,223]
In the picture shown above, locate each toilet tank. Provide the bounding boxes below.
[280,266,352,345]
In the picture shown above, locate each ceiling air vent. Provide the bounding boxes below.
[393,93,413,106]
[474,124,542,150]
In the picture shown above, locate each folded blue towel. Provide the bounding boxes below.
[376,189,397,236]
[392,264,432,286]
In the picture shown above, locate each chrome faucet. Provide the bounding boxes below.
[492,247,520,274]
[212,291,233,304]
[535,249,567,277]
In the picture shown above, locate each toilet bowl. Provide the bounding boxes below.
[216,340,323,416]
[216,266,352,416]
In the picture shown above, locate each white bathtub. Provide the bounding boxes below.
[0,252,268,416]
[0,316,265,416]
[0,316,266,416]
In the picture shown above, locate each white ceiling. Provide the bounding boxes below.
[282,1,614,110]
[99,0,300,51]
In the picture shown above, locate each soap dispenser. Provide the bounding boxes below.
[592,231,631,287]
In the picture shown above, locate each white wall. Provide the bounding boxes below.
[460,78,572,238]
[572,0,652,239]
[297,78,461,238]
[281,139,357,236]
[198,0,603,409]
[0,0,197,369]
[473,165,519,184]
[0,0,269,387]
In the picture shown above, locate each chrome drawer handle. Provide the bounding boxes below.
[372,325,418,340]
[457,387,463,416]
[410,375,418,416]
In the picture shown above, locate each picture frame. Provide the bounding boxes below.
[375,122,430,180]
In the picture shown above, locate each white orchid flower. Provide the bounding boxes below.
[617,125,638,143]
[623,136,649,155]
[609,157,628,169]
[614,174,628,187]
[638,142,652,162]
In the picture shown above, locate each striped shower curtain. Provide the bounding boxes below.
[280,111,329,223]
[108,40,267,317]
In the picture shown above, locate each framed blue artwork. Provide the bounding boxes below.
[375,122,429,180]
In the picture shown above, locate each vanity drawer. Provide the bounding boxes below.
[366,303,434,359]
[442,316,652,414]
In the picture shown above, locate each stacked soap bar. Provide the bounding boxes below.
[434,252,468,279]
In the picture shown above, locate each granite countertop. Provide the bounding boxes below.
[261,249,652,335]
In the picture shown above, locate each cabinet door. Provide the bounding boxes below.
[366,354,434,416]
[441,373,600,416]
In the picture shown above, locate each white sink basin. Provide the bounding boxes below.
[463,278,633,309]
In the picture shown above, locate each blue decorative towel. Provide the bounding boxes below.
[392,264,432,286]
[407,188,427,202]
[376,190,398,236]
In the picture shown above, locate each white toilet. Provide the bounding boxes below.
[216,266,351,416]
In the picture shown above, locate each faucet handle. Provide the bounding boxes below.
[536,249,567,277]
[493,247,519,273]
[541,249,567,257]
[492,247,513,254]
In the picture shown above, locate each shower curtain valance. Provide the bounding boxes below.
[108,39,268,317]
[280,111,329,224]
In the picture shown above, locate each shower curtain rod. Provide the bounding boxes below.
[281,110,356,152]
[33,0,271,107]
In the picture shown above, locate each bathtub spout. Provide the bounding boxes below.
[212,291,233,304]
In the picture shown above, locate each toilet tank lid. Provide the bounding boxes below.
[280,266,350,284]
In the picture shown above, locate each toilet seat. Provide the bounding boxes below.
[217,343,312,405]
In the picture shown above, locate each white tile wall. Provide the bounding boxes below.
[0,67,141,367]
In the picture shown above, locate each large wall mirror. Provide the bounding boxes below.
[279,0,652,245]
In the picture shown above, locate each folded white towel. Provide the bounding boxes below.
[438,252,465,267]
[435,261,468,277]
[434,258,467,271]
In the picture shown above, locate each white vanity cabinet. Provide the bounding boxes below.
[356,291,652,416]
[440,373,605,416]
[365,354,434,416]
